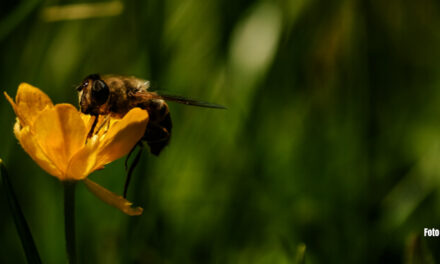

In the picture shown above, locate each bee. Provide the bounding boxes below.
[76,74,225,196]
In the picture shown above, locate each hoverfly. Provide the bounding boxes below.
[77,74,225,197]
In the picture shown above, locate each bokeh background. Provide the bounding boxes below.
[1,0,440,263]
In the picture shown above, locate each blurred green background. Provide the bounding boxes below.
[1,0,440,263]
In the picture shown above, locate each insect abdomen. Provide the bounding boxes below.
[139,99,172,155]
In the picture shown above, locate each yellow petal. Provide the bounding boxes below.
[83,178,143,216]
[8,83,53,126]
[95,108,148,168]
[4,92,19,120]
[32,104,88,177]
[80,113,96,132]
[14,123,63,178]
[65,140,99,180]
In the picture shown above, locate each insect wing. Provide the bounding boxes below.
[153,92,226,109]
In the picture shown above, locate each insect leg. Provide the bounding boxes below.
[123,143,143,198]
[94,115,110,135]
[86,115,99,142]
[124,143,138,171]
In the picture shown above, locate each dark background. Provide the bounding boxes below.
[1,0,440,263]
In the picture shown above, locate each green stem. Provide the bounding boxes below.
[64,181,77,264]
[1,159,42,264]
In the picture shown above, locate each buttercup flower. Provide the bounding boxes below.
[4,83,149,215]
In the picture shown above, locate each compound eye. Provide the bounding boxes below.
[92,80,109,105]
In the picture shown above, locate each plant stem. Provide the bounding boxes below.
[64,181,77,264]
[1,159,42,264]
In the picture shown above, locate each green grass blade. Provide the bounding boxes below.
[0,159,42,264]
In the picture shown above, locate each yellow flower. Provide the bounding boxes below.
[4,83,148,215]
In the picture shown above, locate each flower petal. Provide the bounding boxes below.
[32,104,88,177]
[83,178,143,216]
[65,139,100,180]
[4,92,19,120]
[95,108,148,168]
[14,123,63,178]
[80,113,96,132]
[6,83,54,126]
